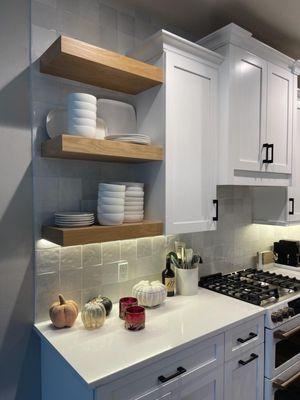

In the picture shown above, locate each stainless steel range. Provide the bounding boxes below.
[199,265,300,400]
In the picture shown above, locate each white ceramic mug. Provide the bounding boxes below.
[175,266,198,296]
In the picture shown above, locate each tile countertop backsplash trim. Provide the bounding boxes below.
[35,235,176,322]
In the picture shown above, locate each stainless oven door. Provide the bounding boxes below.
[265,361,300,400]
[265,315,300,379]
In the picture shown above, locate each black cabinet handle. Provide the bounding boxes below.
[238,353,259,366]
[269,143,274,163]
[289,198,295,215]
[262,143,269,163]
[237,332,257,343]
[158,367,186,383]
[213,199,218,221]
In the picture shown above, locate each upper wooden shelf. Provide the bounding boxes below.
[42,221,163,246]
[40,36,163,94]
[42,135,164,163]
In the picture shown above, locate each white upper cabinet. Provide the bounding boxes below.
[231,47,267,172]
[165,51,219,234]
[198,23,298,186]
[266,64,293,173]
[130,30,223,234]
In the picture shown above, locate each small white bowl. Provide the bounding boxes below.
[125,199,144,205]
[113,182,144,189]
[69,118,96,128]
[68,125,96,137]
[68,93,97,104]
[97,204,124,213]
[98,190,125,199]
[124,205,144,211]
[125,192,144,198]
[68,101,97,112]
[100,197,125,205]
[124,215,144,223]
[125,187,144,193]
[68,109,96,119]
[98,183,126,192]
[124,212,144,216]
[98,213,124,226]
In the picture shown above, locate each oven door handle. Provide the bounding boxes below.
[273,371,300,389]
[274,325,300,340]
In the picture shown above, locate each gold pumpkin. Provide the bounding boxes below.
[49,294,78,328]
[81,300,106,330]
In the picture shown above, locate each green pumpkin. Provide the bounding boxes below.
[89,295,113,316]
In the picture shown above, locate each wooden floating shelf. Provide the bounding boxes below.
[40,36,163,94]
[41,135,164,162]
[42,221,164,246]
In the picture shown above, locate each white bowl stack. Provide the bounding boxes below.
[97,183,126,226]
[68,93,97,138]
[116,182,144,223]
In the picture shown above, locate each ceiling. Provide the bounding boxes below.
[125,0,300,59]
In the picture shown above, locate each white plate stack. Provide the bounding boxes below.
[105,134,151,145]
[114,182,144,223]
[55,212,95,227]
[97,183,126,226]
[68,93,97,138]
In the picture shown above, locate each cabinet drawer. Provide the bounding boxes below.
[95,333,224,400]
[225,316,264,360]
[224,342,264,400]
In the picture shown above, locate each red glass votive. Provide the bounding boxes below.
[119,297,138,319]
[124,306,145,331]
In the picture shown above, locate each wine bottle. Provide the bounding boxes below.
[162,257,175,297]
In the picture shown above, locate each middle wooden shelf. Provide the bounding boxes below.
[42,135,164,163]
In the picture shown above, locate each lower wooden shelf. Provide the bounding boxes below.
[42,221,163,246]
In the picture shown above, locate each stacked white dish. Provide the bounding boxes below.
[105,134,151,145]
[97,183,126,226]
[55,212,95,227]
[68,93,97,138]
[97,98,151,145]
[114,182,144,223]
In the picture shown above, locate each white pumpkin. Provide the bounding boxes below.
[132,280,167,308]
[81,301,106,330]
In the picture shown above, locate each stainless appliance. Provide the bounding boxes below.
[199,265,300,399]
[273,240,300,267]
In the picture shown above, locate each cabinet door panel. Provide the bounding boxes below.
[175,366,223,400]
[224,343,264,400]
[232,48,267,172]
[165,52,218,234]
[266,64,293,173]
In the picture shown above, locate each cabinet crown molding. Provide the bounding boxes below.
[197,23,297,72]
[127,29,224,66]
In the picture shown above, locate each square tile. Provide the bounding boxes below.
[82,265,102,288]
[101,262,119,285]
[60,246,82,270]
[35,248,60,274]
[82,243,102,267]
[60,269,82,292]
[102,241,120,264]
[137,238,152,258]
[120,239,137,261]
[152,236,167,256]
[36,272,59,295]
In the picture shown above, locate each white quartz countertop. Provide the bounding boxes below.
[35,288,264,389]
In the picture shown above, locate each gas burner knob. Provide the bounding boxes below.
[271,312,279,323]
[288,307,295,317]
[282,308,289,319]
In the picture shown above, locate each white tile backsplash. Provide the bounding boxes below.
[82,243,102,267]
[102,241,120,264]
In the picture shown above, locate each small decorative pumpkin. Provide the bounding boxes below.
[49,294,78,328]
[81,301,106,330]
[132,280,167,308]
[88,295,113,316]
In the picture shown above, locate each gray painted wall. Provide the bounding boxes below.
[0,1,39,399]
